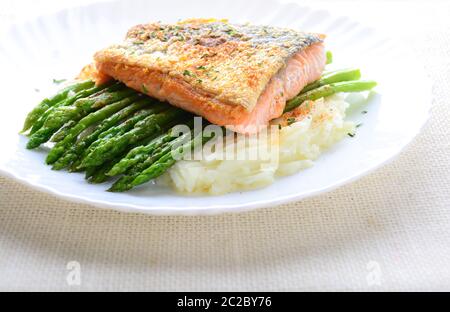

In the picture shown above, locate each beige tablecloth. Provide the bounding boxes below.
[1,0,449,291]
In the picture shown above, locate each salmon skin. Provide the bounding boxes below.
[94,19,326,133]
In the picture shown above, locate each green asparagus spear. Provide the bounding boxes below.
[29,82,116,135]
[326,51,333,65]
[139,131,193,166]
[67,103,170,172]
[50,120,77,143]
[107,147,170,192]
[87,159,120,184]
[107,129,185,191]
[107,120,195,176]
[46,94,141,164]
[107,175,136,192]
[129,131,215,189]
[52,99,161,170]
[81,108,188,168]
[52,91,144,148]
[22,80,95,132]
[284,80,377,113]
[71,106,170,169]
[110,128,193,179]
[86,135,156,184]
[106,135,175,176]
[109,129,213,192]
[27,87,136,149]
[84,165,98,180]
[97,107,163,140]
[300,68,361,94]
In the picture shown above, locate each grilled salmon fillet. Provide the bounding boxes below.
[93,19,326,133]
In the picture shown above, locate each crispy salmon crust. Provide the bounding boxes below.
[93,19,326,133]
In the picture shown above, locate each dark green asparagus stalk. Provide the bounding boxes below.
[46,94,142,164]
[69,106,170,171]
[27,87,136,149]
[107,173,139,192]
[300,68,361,94]
[96,107,164,140]
[87,158,121,184]
[138,131,192,167]
[106,144,174,193]
[86,136,158,184]
[29,82,116,135]
[84,165,98,180]
[81,108,188,168]
[51,95,147,148]
[284,80,377,113]
[113,128,193,179]
[22,80,95,132]
[109,129,214,192]
[106,135,173,176]
[107,120,195,176]
[51,100,163,170]
[50,120,77,143]
[129,131,215,189]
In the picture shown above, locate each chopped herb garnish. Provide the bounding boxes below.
[347,133,356,138]
[287,117,296,126]
[202,52,217,59]
[183,70,193,77]
[52,78,66,84]
[356,123,363,128]
[141,84,148,94]
[196,65,207,70]
[197,79,203,84]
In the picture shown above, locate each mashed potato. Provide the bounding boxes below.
[157,95,355,195]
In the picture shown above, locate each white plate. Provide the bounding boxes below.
[0,0,431,215]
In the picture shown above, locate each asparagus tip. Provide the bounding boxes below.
[326,51,333,64]
[26,141,39,150]
[105,169,116,177]
[107,185,124,192]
